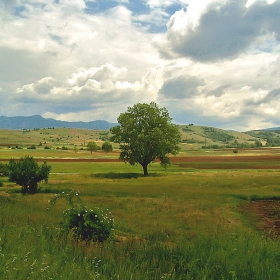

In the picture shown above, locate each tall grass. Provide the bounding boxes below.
[1,162,280,279]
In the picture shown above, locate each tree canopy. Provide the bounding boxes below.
[87,141,98,154]
[110,102,181,175]
[8,156,51,194]
[102,141,113,153]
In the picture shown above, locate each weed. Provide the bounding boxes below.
[49,190,114,242]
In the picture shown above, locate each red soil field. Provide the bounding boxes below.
[241,200,280,238]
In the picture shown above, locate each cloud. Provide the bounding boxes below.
[0,0,280,131]
[207,84,231,97]
[14,63,148,120]
[160,74,205,99]
[68,64,128,88]
[0,0,20,11]
[245,88,280,106]
[153,0,280,61]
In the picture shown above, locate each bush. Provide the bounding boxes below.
[63,207,113,242]
[0,163,9,177]
[28,145,36,149]
[49,190,114,242]
[102,141,113,153]
[8,156,51,194]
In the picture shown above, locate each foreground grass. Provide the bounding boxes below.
[1,162,280,279]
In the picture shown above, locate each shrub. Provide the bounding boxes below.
[102,141,113,153]
[0,163,9,177]
[49,190,114,242]
[27,145,36,149]
[8,156,51,194]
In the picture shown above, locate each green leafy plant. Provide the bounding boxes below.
[49,190,114,242]
[101,141,113,153]
[87,141,98,154]
[0,162,9,177]
[8,156,51,194]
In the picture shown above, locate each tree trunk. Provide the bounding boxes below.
[142,163,149,176]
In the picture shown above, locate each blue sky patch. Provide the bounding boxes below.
[14,6,26,17]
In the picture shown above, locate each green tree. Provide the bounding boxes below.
[8,156,51,194]
[102,141,113,153]
[110,102,181,176]
[0,162,9,177]
[254,140,262,147]
[87,141,98,154]
[73,146,79,154]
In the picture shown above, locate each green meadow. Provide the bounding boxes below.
[1,151,280,279]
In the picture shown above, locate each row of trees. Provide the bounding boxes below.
[86,141,113,154]
[202,139,263,149]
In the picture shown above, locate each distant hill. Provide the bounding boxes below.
[263,127,280,131]
[0,115,117,130]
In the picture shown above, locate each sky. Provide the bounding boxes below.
[0,0,280,131]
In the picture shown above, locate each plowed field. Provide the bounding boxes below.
[241,200,280,238]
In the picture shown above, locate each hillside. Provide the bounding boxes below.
[0,127,112,149]
[0,125,278,152]
[177,125,271,150]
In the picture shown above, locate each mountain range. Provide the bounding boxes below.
[1,115,280,132]
[0,115,117,130]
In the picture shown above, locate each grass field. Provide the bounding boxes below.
[0,126,267,152]
[1,146,280,279]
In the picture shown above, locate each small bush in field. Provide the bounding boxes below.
[49,190,114,242]
[8,156,51,194]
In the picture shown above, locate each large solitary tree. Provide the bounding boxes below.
[110,102,181,176]
[8,156,51,194]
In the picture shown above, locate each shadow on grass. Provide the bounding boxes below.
[91,172,162,179]
[40,187,72,194]
[6,187,72,194]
